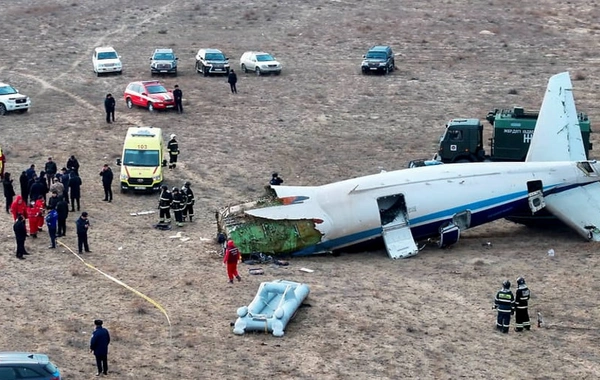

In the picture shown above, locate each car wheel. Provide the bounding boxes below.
[255,67,261,76]
[274,71,281,76]
[0,103,6,116]
[148,102,154,112]
[384,66,389,75]
[203,66,209,77]
[126,98,133,109]
[96,71,101,77]
[242,64,248,73]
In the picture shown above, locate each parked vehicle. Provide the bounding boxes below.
[150,48,178,76]
[92,46,122,76]
[360,45,395,75]
[240,51,282,76]
[123,80,175,112]
[0,351,62,380]
[195,48,230,76]
[116,127,167,192]
[0,82,31,115]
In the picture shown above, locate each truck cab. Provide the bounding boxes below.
[436,118,484,162]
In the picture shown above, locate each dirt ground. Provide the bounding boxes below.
[2,0,600,379]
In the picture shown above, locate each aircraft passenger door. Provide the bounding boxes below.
[377,194,419,259]
[527,180,545,213]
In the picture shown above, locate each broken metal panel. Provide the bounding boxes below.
[217,197,323,255]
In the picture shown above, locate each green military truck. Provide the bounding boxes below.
[433,107,593,163]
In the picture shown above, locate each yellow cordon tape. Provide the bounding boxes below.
[57,240,172,338]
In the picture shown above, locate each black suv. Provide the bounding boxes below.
[0,352,62,379]
[361,45,395,75]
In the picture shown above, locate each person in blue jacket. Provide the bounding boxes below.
[90,319,110,376]
[45,208,58,249]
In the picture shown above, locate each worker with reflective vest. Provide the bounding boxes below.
[494,280,515,333]
[514,277,531,331]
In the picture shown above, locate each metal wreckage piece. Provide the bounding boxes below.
[216,192,323,256]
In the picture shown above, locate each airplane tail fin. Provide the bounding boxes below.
[525,72,586,162]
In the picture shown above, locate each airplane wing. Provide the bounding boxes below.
[544,182,600,241]
[526,71,587,163]
[269,185,319,198]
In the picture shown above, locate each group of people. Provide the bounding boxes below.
[2,155,102,259]
[157,181,195,227]
[494,277,531,333]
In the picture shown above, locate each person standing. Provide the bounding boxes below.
[181,181,195,222]
[10,195,28,221]
[69,171,82,211]
[56,196,69,237]
[0,146,5,180]
[171,187,184,227]
[19,171,29,201]
[60,167,70,203]
[228,69,238,94]
[104,93,116,124]
[44,157,57,188]
[66,156,80,175]
[223,239,242,284]
[99,164,113,202]
[173,84,183,114]
[29,175,44,204]
[90,319,110,377]
[45,208,58,249]
[167,134,179,169]
[494,280,515,334]
[3,172,15,214]
[514,277,531,332]
[34,196,46,232]
[25,164,36,181]
[158,185,172,224]
[270,172,284,186]
[13,214,28,260]
[27,200,41,238]
[76,212,91,253]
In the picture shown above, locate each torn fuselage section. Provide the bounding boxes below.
[216,197,324,255]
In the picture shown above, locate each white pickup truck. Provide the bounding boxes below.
[0,82,31,115]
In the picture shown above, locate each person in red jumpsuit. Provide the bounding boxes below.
[28,199,44,238]
[10,195,28,221]
[34,197,46,231]
[223,239,242,284]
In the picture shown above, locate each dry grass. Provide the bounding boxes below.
[2,0,600,379]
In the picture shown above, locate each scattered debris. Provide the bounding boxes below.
[153,224,172,231]
[169,232,183,239]
[180,237,190,242]
[274,260,289,266]
[130,210,157,216]
[118,247,123,251]
[249,268,264,275]
[299,267,314,273]
[547,249,555,257]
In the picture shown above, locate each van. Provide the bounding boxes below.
[116,127,167,192]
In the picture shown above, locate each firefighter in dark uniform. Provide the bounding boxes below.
[270,172,283,186]
[514,277,531,331]
[167,134,179,169]
[494,280,515,333]
[181,181,195,222]
[158,185,172,224]
[171,187,184,227]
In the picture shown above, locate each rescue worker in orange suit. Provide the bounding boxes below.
[10,195,28,222]
[494,280,515,333]
[223,239,242,284]
[28,198,45,238]
[514,277,531,331]
[34,197,46,231]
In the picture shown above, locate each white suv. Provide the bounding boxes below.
[195,48,230,76]
[240,51,282,76]
[92,47,122,76]
[0,82,31,115]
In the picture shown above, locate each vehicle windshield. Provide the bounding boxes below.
[145,85,167,94]
[123,149,160,167]
[154,53,174,60]
[205,53,225,61]
[256,54,275,62]
[366,52,387,59]
[98,51,118,60]
[0,85,18,95]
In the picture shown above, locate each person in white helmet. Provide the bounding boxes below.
[167,134,179,169]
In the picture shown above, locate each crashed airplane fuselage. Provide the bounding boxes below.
[217,72,600,259]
